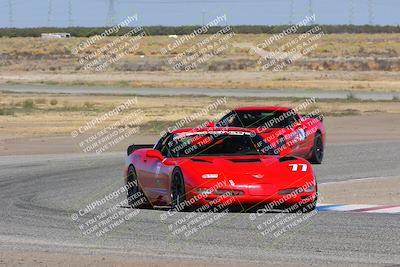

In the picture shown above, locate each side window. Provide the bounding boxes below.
[286,110,298,127]
[216,112,235,127]
[154,133,171,154]
[292,111,300,122]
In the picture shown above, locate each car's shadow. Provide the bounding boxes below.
[121,204,300,214]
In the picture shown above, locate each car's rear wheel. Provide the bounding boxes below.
[171,168,186,211]
[127,165,147,208]
[308,132,324,164]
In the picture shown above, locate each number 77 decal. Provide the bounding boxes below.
[289,163,308,172]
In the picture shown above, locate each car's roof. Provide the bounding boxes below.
[171,127,253,134]
[233,106,291,111]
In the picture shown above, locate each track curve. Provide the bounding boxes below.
[0,142,399,266]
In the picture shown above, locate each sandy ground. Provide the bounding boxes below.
[322,113,400,144]
[0,251,249,267]
[0,250,314,267]
[1,113,400,156]
[0,134,157,156]
[319,176,400,205]
[2,71,400,92]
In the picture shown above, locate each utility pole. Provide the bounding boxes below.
[47,0,53,26]
[289,0,294,24]
[8,0,14,28]
[308,0,313,16]
[308,0,315,24]
[68,0,73,27]
[107,0,117,26]
[349,0,354,24]
[201,10,206,26]
[368,0,374,25]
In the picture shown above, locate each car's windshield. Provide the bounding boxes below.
[217,110,296,128]
[161,131,277,158]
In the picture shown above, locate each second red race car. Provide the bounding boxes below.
[212,106,326,164]
[125,128,318,213]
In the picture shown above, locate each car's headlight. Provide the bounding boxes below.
[304,185,315,193]
[279,185,315,195]
[194,188,213,195]
[279,188,303,195]
[202,173,219,179]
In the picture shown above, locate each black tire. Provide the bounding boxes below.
[302,184,318,213]
[171,168,186,211]
[299,199,317,213]
[308,132,324,164]
[126,165,147,208]
[293,193,318,213]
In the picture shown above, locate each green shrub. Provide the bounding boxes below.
[346,93,357,100]
[35,98,47,104]
[22,99,35,109]
[83,101,95,109]
[0,108,15,116]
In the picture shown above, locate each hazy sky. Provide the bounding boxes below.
[0,0,399,28]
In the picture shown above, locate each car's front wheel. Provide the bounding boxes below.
[171,168,186,211]
[299,199,317,213]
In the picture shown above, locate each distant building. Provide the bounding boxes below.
[41,33,71,39]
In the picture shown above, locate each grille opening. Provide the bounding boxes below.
[191,158,212,163]
[279,156,297,162]
[228,158,261,163]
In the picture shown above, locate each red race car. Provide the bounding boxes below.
[125,128,317,212]
[212,106,326,164]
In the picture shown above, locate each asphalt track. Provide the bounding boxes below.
[0,141,400,266]
[1,84,399,100]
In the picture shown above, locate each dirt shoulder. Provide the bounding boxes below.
[1,113,400,156]
[1,34,400,92]
[0,249,306,267]
[319,176,400,205]
[2,70,400,92]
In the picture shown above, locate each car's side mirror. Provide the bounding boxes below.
[206,121,216,127]
[294,122,302,128]
[146,150,164,161]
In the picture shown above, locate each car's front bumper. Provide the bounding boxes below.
[185,184,317,208]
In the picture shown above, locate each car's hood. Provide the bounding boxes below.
[178,155,312,188]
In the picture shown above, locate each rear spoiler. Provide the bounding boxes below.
[127,144,154,156]
[301,114,323,122]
